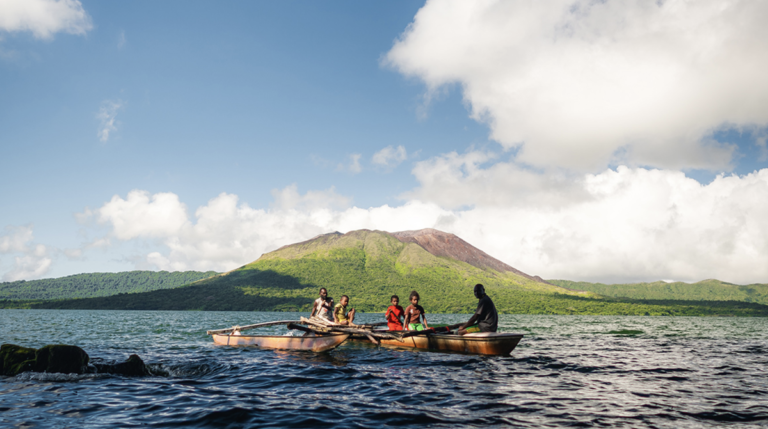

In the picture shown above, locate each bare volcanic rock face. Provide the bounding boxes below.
[392,228,550,285]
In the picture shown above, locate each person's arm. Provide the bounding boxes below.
[310,300,318,317]
[422,312,429,329]
[460,313,480,329]
[403,308,411,328]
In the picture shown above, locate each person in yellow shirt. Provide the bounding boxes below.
[333,295,356,325]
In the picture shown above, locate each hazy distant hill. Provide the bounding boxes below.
[0,271,218,300]
[548,279,768,306]
[25,229,768,316]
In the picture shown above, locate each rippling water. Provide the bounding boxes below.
[2,310,767,428]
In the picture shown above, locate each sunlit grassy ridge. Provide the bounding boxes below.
[549,279,768,305]
[21,230,768,316]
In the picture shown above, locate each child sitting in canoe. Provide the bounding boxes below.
[403,290,429,331]
[334,295,356,325]
[385,295,404,331]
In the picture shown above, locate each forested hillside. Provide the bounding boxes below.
[548,279,768,306]
[0,271,218,300]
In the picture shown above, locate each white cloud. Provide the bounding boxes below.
[0,0,92,39]
[0,225,52,281]
[404,156,768,284]
[372,145,408,167]
[97,100,122,142]
[93,190,189,240]
[386,0,768,171]
[85,166,768,285]
[336,153,362,174]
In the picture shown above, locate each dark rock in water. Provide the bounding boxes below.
[1,344,148,377]
[0,344,37,376]
[34,345,89,374]
[92,354,150,376]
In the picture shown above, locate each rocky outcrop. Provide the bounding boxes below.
[392,228,552,285]
[92,354,149,376]
[33,344,89,374]
[0,344,37,376]
[0,343,149,377]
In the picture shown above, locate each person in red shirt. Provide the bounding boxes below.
[385,295,405,331]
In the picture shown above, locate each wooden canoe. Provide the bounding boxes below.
[362,332,524,356]
[211,333,350,352]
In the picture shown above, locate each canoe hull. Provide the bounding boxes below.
[372,332,523,356]
[212,333,349,352]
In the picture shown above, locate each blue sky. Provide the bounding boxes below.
[2,0,768,284]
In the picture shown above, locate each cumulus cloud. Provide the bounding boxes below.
[0,0,92,39]
[94,190,189,240]
[0,224,52,281]
[372,145,408,167]
[449,167,768,284]
[386,0,768,171]
[84,167,768,284]
[97,100,122,142]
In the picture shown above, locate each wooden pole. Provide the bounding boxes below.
[206,320,301,335]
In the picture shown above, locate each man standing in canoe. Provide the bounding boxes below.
[458,284,498,335]
[310,287,335,322]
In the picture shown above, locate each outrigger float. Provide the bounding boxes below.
[206,317,524,356]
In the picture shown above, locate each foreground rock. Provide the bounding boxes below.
[0,344,149,377]
[92,354,150,376]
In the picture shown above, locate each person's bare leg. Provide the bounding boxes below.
[348,309,356,324]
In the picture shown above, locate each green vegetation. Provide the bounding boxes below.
[549,279,768,306]
[0,271,218,301]
[21,230,768,316]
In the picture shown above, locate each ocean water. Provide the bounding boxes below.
[1,310,767,428]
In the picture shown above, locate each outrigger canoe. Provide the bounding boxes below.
[210,332,350,352]
[356,331,524,356]
[207,320,351,352]
[207,318,523,355]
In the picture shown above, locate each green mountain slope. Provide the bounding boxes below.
[548,279,768,305]
[24,230,768,316]
[0,270,218,300]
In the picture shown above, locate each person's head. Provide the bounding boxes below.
[319,288,327,299]
[474,284,485,299]
[409,290,420,305]
[340,295,349,306]
[390,295,399,305]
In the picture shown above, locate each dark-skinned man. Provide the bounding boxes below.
[458,284,498,335]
